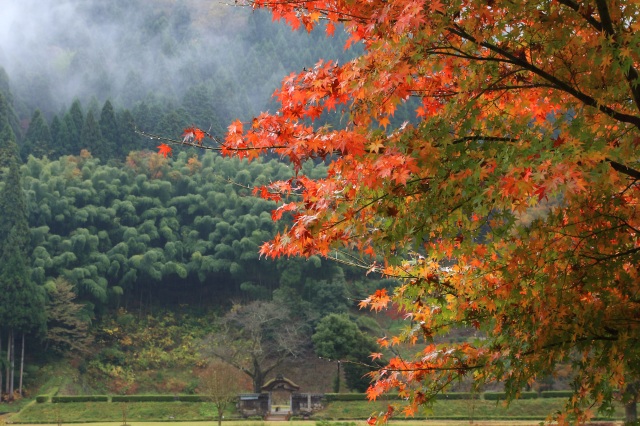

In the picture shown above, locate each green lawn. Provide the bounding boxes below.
[6,398,625,424]
[9,401,221,423]
[320,399,625,421]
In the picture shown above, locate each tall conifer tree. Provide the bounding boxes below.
[21,109,52,160]
[67,100,84,154]
[99,100,119,160]
[0,106,46,399]
[81,110,103,158]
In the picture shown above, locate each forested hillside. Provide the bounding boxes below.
[0,0,399,400]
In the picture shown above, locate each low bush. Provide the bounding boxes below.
[35,395,49,403]
[324,394,367,402]
[435,392,479,400]
[541,390,573,398]
[176,395,208,402]
[483,391,538,400]
[51,395,109,403]
[111,394,187,402]
[519,391,539,399]
[324,393,402,402]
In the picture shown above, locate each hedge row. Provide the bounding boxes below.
[540,390,573,398]
[35,391,575,404]
[51,395,109,403]
[112,395,208,402]
[484,391,539,401]
[324,391,570,402]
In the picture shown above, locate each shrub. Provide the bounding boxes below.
[519,391,539,399]
[35,395,49,403]
[483,392,506,401]
[324,393,367,402]
[177,395,208,402]
[51,395,109,403]
[541,390,574,398]
[111,395,179,402]
[435,392,479,400]
[483,391,538,400]
[324,393,402,402]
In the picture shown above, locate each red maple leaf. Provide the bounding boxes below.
[182,127,206,145]
[157,143,172,158]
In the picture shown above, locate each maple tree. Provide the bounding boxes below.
[157,0,640,423]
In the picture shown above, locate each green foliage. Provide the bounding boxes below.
[45,277,94,354]
[19,148,387,319]
[94,310,213,370]
[541,391,574,398]
[435,392,479,400]
[99,100,119,159]
[0,133,46,334]
[22,109,52,160]
[67,100,84,154]
[483,391,538,401]
[51,395,109,403]
[323,393,368,402]
[111,395,179,402]
[22,151,280,309]
[312,314,378,392]
[80,110,103,157]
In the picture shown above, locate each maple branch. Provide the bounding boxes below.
[594,0,640,115]
[482,83,557,91]
[239,0,369,23]
[326,248,383,273]
[522,334,623,359]
[607,159,640,180]
[424,46,516,64]
[582,246,640,264]
[378,363,481,374]
[136,128,287,152]
[451,136,517,145]
[556,0,603,32]
[447,25,640,129]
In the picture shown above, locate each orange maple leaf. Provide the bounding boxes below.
[182,127,206,145]
[157,143,172,158]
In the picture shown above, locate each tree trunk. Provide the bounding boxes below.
[625,382,639,424]
[218,411,223,426]
[19,332,25,396]
[626,400,637,424]
[334,361,341,393]
[252,358,265,393]
[5,330,11,396]
[9,330,15,399]
[0,332,3,399]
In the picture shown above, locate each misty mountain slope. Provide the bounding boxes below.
[0,0,356,127]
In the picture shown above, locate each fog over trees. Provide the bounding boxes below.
[0,0,357,129]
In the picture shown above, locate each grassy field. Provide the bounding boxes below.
[9,401,217,423]
[2,421,627,426]
[6,398,625,424]
[319,399,625,421]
